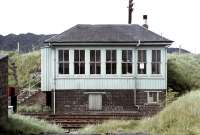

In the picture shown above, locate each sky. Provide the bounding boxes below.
[0,0,200,53]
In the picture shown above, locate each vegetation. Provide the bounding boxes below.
[80,90,200,135]
[17,104,51,113]
[168,54,200,94]
[1,114,65,135]
[0,51,41,90]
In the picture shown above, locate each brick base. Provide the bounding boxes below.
[50,89,166,116]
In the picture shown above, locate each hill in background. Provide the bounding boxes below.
[0,33,55,52]
[0,33,190,53]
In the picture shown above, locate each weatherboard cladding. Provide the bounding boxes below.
[45,24,173,44]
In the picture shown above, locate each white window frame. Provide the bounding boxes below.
[152,50,161,74]
[57,49,70,75]
[121,50,133,74]
[145,91,161,104]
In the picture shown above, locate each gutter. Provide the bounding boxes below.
[45,42,172,46]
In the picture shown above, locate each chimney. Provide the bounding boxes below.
[143,15,148,29]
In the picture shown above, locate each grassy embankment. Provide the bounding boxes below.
[80,90,200,135]
[1,114,65,135]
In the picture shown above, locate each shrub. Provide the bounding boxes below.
[168,54,200,94]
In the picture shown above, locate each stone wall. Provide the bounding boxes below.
[0,56,8,120]
[52,89,166,116]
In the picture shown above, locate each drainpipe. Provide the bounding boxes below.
[49,42,56,115]
[134,40,140,109]
[53,45,56,115]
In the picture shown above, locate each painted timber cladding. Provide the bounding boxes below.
[41,46,167,91]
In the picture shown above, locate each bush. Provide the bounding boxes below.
[168,54,200,94]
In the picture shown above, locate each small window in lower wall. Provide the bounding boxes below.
[89,94,102,110]
[147,91,160,104]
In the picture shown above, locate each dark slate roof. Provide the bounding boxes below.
[45,24,173,44]
[0,55,7,60]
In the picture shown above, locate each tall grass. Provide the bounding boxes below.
[2,114,65,135]
[80,90,200,135]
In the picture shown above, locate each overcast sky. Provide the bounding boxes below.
[0,0,200,53]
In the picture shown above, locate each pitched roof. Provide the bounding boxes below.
[45,24,173,44]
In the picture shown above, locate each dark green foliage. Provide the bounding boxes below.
[167,54,200,94]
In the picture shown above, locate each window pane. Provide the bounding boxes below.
[90,50,95,62]
[152,50,156,62]
[128,50,132,62]
[157,50,161,62]
[96,50,101,62]
[64,50,69,61]
[74,63,79,74]
[122,63,126,74]
[58,50,63,61]
[106,50,111,61]
[96,63,101,74]
[64,63,69,74]
[143,50,147,62]
[80,63,85,74]
[80,50,85,61]
[122,50,127,62]
[112,63,116,74]
[106,63,111,74]
[128,63,132,74]
[59,63,64,74]
[74,50,79,61]
[138,50,141,62]
[112,50,116,61]
[157,63,160,74]
[90,63,95,74]
[152,63,156,74]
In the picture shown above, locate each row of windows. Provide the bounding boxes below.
[58,49,161,75]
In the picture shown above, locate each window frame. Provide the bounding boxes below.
[122,50,133,74]
[106,50,117,74]
[152,50,161,74]
[74,50,85,74]
[146,91,161,104]
[137,50,147,74]
[58,49,69,75]
[90,50,101,74]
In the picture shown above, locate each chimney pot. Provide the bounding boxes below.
[143,15,148,29]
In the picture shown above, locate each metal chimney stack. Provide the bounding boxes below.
[143,15,148,29]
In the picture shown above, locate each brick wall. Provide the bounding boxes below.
[0,56,8,120]
[52,89,165,116]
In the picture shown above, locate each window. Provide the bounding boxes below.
[138,50,146,74]
[152,50,161,74]
[74,50,85,74]
[122,50,132,74]
[147,91,160,104]
[90,50,101,74]
[89,94,102,110]
[58,50,69,74]
[106,50,116,74]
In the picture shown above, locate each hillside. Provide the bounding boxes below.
[0,33,55,52]
[0,33,190,54]
[80,90,200,135]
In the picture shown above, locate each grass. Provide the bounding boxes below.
[80,90,200,135]
[1,114,65,135]
[17,104,51,113]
